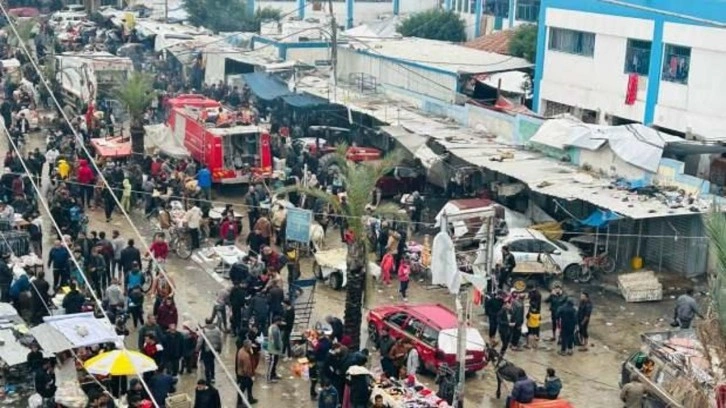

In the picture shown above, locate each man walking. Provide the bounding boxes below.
[197,318,223,384]
[266,316,283,383]
[497,301,515,356]
[236,339,258,405]
[510,293,525,351]
[578,292,593,351]
[557,299,577,356]
[185,204,203,250]
[674,288,703,329]
[196,166,212,201]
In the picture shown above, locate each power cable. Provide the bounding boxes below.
[2,6,255,405]
[1,120,162,408]
[0,227,123,405]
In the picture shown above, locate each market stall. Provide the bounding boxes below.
[90,136,132,159]
[197,245,246,279]
[370,377,451,408]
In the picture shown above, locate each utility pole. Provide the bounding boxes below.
[327,0,338,100]
[164,0,168,22]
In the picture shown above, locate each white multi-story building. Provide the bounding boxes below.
[533,0,726,141]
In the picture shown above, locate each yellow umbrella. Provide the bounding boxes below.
[83,350,158,376]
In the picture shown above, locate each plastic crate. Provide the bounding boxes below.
[166,393,192,408]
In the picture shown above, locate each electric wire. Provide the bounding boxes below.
[1,119,162,408]
[3,7,255,405]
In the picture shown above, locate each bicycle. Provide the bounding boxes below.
[141,258,156,293]
[169,226,193,259]
[577,252,616,282]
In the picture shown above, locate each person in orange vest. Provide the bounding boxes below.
[216,107,229,126]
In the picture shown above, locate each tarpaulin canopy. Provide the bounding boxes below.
[580,210,621,227]
[242,72,291,101]
[281,93,328,108]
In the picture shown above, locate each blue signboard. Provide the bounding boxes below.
[286,208,312,243]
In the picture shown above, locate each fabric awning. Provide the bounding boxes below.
[43,313,120,348]
[242,72,292,101]
[30,324,75,353]
[281,93,328,108]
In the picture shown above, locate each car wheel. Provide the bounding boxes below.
[578,266,593,283]
[329,272,343,290]
[512,277,528,292]
[564,264,582,280]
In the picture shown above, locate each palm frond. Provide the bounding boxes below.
[373,202,408,221]
[274,185,342,214]
[115,72,154,124]
[704,210,726,335]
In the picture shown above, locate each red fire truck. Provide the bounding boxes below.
[168,97,272,184]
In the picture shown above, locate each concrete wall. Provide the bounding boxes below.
[655,158,711,196]
[654,22,726,140]
[538,8,651,124]
[285,46,331,65]
[577,147,647,179]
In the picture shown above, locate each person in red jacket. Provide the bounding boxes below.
[219,214,239,245]
[155,297,178,331]
[150,158,163,179]
[380,252,395,286]
[148,233,169,264]
[76,159,95,209]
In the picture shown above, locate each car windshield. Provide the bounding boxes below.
[551,239,568,251]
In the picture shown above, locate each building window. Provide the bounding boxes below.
[662,45,690,84]
[516,0,540,22]
[624,39,651,76]
[548,27,595,57]
[485,0,510,18]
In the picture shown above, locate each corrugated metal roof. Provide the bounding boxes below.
[0,329,31,366]
[30,324,74,353]
[346,37,532,75]
[465,30,516,55]
[298,78,720,219]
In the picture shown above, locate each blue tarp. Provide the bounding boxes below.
[580,210,622,227]
[242,73,291,101]
[281,93,329,109]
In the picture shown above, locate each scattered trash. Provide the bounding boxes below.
[606,322,614,326]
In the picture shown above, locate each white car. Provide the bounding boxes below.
[493,228,583,279]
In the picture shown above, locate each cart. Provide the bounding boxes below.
[510,253,563,292]
[312,247,381,290]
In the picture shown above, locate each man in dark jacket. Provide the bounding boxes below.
[325,315,344,343]
[163,324,184,376]
[347,366,372,408]
[30,272,51,325]
[149,367,176,406]
[558,299,578,356]
[510,293,525,351]
[193,379,221,408]
[119,239,142,278]
[376,328,396,378]
[578,291,593,351]
[506,369,535,406]
[544,285,568,342]
[229,281,247,336]
[34,359,57,399]
[485,290,504,345]
[497,301,515,355]
[47,240,70,290]
[62,283,85,314]
[281,299,295,358]
[0,252,12,302]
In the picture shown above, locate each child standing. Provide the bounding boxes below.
[525,306,541,350]
[398,257,411,302]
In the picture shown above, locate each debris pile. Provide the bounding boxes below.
[618,270,663,302]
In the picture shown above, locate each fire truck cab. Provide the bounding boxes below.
[169,98,271,184]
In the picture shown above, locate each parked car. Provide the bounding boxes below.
[493,228,584,279]
[376,166,426,197]
[367,303,487,374]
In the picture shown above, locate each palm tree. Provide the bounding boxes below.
[278,147,405,349]
[115,72,154,160]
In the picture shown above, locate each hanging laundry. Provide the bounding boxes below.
[625,73,638,105]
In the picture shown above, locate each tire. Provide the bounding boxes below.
[329,272,343,290]
[578,266,593,283]
[141,270,153,293]
[564,264,582,281]
[601,256,616,274]
[175,236,192,259]
[512,277,528,292]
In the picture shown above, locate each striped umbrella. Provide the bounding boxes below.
[83,349,158,376]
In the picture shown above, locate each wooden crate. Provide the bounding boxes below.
[166,393,192,408]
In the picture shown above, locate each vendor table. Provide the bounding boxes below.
[198,246,246,278]
[370,381,451,408]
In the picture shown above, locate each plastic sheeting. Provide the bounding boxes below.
[144,124,190,158]
[529,119,684,172]
[43,313,119,348]
[242,72,292,101]
[580,210,621,227]
[280,93,328,109]
[431,231,460,294]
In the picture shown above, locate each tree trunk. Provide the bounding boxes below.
[130,123,144,163]
[343,239,367,350]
